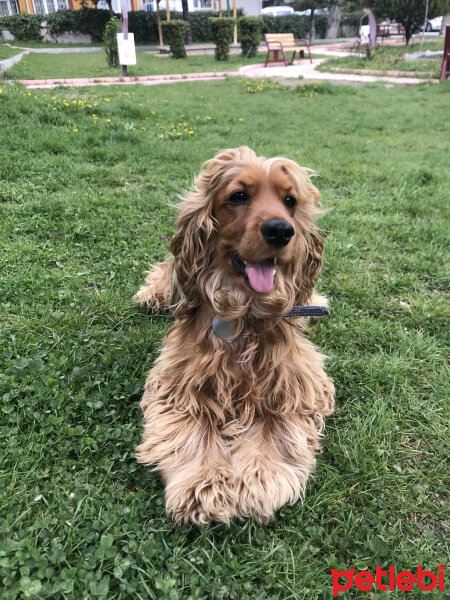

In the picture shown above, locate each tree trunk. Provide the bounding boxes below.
[106,0,114,17]
[325,0,344,40]
[181,0,192,45]
[309,8,316,44]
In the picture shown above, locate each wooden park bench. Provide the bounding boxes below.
[264,33,312,67]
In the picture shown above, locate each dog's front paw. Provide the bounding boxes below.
[165,469,237,526]
[133,283,168,313]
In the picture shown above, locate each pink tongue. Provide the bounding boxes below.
[245,262,274,293]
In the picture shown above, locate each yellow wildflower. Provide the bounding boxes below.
[106,119,111,123]
[141,127,146,131]
[73,129,78,133]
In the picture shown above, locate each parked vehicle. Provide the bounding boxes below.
[424,16,443,32]
[261,6,294,16]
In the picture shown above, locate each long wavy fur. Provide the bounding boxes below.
[134,147,335,525]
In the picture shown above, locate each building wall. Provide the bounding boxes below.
[237,0,261,17]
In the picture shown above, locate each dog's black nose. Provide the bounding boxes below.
[260,220,295,248]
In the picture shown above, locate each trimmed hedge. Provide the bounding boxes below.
[239,16,262,57]
[161,20,187,59]
[209,17,234,61]
[1,10,350,46]
[0,13,41,41]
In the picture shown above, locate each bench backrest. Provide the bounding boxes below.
[265,33,295,47]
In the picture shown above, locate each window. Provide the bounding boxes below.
[33,0,45,13]
[32,0,68,13]
[0,0,19,15]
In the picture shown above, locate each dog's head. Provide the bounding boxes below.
[171,147,323,318]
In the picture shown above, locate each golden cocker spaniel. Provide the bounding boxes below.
[134,146,335,525]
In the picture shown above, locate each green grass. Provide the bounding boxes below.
[0,78,449,599]
[0,44,23,60]
[5,50,271,80]
[317,39,445,78]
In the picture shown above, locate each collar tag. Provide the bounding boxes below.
[212,315,243,342]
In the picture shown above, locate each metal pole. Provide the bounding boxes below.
[121,4,128,78]
[233,0,237,45]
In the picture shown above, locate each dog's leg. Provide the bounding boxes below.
[136,397,237,525]
[133,259,174,312]
[231,414,320,524]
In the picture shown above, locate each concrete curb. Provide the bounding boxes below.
[1,50,30,73]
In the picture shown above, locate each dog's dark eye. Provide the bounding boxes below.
[228,191,249,206]
[284,196,297,210]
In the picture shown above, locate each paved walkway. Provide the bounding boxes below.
[2,39,439,88]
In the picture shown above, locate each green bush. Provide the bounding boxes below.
[209,17,235,61]
[261,14,328,40]
[239,16,262,58]
[0,13,41,41]
[46,8,110,43]
[161,20,187,59]
[102,16,121,67]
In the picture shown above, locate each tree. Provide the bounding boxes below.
[291,0,328,43]
[373,0,450,45]
[325,0,345,39]
[290,0,362,41]
[181,0,193,45]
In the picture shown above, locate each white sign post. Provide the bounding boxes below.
[118,4,136,77]
[117,33,136,67]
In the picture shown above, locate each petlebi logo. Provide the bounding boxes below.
[331,564,446,596]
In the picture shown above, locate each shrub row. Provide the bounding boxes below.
[1,9,357,45]
[0,13,41,41]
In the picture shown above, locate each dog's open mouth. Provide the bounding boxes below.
[230,251,275,294]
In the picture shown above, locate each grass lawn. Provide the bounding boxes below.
[0,44,23,60]
[0,78,449,599]
[5,51,273,80]
[317,39,445,78]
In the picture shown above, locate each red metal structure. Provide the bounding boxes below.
[440,25,450,82]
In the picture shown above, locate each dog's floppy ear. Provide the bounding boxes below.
[296,221,324,304]
[170,191,216,299]
[171,147,257,299]
[294,176,324,304]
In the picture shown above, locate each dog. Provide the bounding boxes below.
[134,147,335,525]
